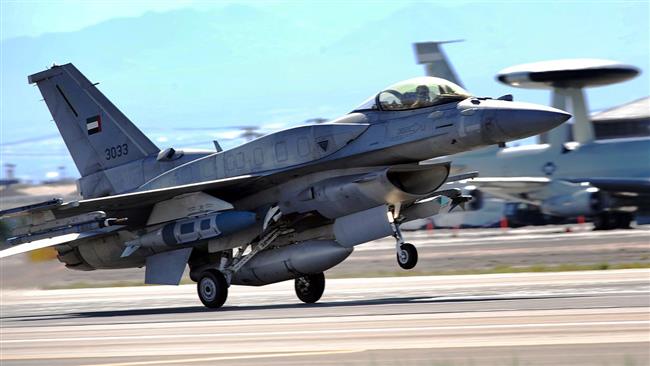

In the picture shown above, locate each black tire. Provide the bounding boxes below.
[593,213,613,230]
[197,270,228,309]
[614,212,633,229]
[295,272,325,304]
[593,212,632,230]
[397,243,418,270]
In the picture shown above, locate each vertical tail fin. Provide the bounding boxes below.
[413,40,464,88]
[28,64,159,177]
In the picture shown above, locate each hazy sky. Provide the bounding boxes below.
[1,1,648,181]
[1,1,192,40]
[0,1,409,40]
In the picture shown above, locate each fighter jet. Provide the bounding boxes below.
[0,64,568,308]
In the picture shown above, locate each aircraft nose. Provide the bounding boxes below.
[485,101,571,142]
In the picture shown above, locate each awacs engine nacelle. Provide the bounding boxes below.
[541,189,608,217]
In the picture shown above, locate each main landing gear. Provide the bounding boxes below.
[593,212,633,230]
[389,207,418,270]
[197,269,328,308]
[194,224,287,309]
[194,210,330,309]
[197,269,229,308]
[295,272,326,303]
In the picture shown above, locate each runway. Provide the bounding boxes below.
[2,225,649,288]
[2,269,649,365]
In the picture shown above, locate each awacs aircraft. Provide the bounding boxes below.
[416,42,650,230]
[0,64,568,308]
[449,61,650,230]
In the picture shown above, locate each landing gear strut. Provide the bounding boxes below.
[193,208,291,309]
[389,207,418,270]
[295,272,325,303]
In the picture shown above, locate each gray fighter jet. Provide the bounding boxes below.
[0,64,568,308]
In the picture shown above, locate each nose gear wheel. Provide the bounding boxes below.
[397,243,418,269]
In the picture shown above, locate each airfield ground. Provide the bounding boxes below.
[1,224,648,289]
[1,220,649,365]
[1,185,649,365]
[1,270,648,366]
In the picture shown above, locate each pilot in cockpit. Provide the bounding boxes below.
[410,85,432,108]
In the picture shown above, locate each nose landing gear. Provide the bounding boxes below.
[389,207,418,270]
[397,243,418,270]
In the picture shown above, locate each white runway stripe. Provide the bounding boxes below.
[3,320,648,344]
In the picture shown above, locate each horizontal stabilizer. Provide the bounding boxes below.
[0,227,123,259]
[0,234,81,258]
[0,198,63,219]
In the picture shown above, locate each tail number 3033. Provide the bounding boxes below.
[105,143,129,160]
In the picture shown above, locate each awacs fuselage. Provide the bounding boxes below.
[3,67,569,308]
[437,136,650,228]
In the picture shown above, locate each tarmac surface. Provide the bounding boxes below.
[2,224,649,288]
[1,269,649,366]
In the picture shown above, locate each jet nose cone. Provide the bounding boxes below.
[489,101,571,142]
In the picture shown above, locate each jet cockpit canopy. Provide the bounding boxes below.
[353,76,471,112]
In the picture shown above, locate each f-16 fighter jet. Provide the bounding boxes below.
[0,64,569,308]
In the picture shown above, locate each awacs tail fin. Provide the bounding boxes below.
[413,40,464,88]
[28,64,159,177]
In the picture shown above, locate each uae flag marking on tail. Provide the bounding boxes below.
[86,115,101,135]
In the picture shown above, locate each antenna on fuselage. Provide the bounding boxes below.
[496,59,640,145]
[413,40,465,88]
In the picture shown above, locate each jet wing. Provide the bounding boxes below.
[456,177,552,204]
[0,174,260,258]
[564,177,650,194]
[64,174,259,214]
[463,177,551,188]
[0,174,259,221]
[460,176,650,206]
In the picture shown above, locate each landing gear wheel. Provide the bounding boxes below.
[593,212,614,230]
[614,213,633,229]
[593,212,633,230]
[197,270,228,309]
[397,243,418,270]
[295,272,325,304]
